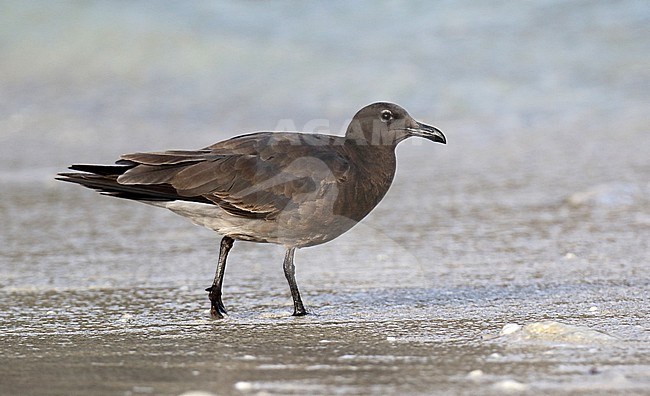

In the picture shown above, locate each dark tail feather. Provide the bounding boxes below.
[68,162,135,176]
[56,171,212,204]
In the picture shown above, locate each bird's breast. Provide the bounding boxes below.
[332,149,397,223]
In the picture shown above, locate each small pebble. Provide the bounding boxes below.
[467,369,484,379]
[234,382,253,391]
[492,379,529,392]
[500,323,522,335]
[118,313,134,322]
[589,306,598,312]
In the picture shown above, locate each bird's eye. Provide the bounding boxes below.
[380,110,393,122]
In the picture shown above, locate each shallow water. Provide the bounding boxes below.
[1,1,649,395]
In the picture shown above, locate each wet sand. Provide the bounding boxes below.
[1,1,649,395]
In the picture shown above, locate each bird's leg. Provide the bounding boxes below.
[283,248,308,316]
[205,236,234,319]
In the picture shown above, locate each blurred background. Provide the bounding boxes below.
[2,1,647,169]
[1,1,648,395]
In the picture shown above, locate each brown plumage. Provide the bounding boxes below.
[57,102,446,318]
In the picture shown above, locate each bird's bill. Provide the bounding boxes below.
[407,121,446,144]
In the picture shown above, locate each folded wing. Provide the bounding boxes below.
[60,132,350,220]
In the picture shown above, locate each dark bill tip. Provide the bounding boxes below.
[408,122,446,144]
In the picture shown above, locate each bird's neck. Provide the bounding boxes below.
[345,140,398,193]
[333,143,397,222]
[344,138,396,168]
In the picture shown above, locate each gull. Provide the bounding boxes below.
[57,102,446,318]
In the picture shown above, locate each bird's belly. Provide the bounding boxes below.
[277,205,359,247]
[158,200,359,248]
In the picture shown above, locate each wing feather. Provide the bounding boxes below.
[106,132,350,219]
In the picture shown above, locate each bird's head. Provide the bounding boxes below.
[345,102,446,147]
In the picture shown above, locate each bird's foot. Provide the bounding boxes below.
[210,305,227,319]
[292,308,309,317]
[205,286,228,319]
